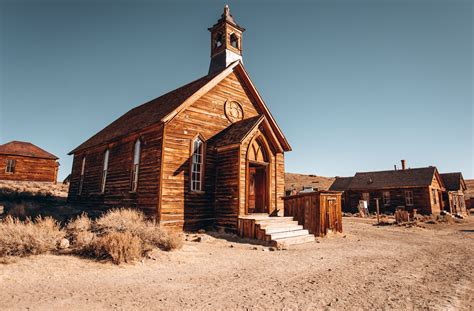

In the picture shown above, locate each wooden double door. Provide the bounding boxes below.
[248,164,268,214]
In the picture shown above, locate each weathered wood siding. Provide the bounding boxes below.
[160,72,262,230]
[344,187,437,215]
[214,147,240,230]
[275,153,285,213]
[283,191,343,237]
[0,155,58,183]
[68,126,163,216]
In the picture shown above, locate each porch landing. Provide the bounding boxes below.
[237,214,315,247]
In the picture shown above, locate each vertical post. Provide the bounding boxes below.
[375,198,380,224]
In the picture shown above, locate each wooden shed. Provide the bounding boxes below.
[0,141,59,183]
[283,191,343,237]
[440,172,468,215]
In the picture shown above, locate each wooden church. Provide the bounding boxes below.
[68,6,293,232]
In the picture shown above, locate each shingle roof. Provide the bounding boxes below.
[329,177,354,191]
[0,141,58,160]
[210,115,263,148]
[347,167,439,190]
[69,70,223,154]
[440,172,466,191]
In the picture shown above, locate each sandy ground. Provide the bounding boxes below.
[1,217,473,311]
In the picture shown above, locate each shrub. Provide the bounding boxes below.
[0,216,65,257]
[89,231,143,264]
[95,208,145,234]
[95,209,183,251]
[67,213,95,249]
[136,222,183,251]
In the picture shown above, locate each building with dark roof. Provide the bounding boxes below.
[0,141,59,183]
[329,163,446,215]
[67,6,291,231]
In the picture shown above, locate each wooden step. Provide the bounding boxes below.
[269,229,309,240]
[258,220,299,228]
[271,234,315,247]
[264,224,304,234]
[254,217,296,224]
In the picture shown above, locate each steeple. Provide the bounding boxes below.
[208,5,245,74]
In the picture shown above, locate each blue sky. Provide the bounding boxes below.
[0,0,472,180]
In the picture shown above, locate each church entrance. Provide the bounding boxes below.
[248,163,268,214]
[246,135,270,215]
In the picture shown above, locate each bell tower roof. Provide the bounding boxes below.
[208,4,245,32]
[208,5,245,74]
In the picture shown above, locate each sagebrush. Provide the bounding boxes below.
[70,209,182,264]
[0,208,182,264]
[0,216,65,257]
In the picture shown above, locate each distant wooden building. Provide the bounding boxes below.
[329,165,445,215]
[440,172,467,215]
[0,141,59,183]
[67,6,292,232]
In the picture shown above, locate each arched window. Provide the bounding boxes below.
[101,149,109,193]
[131,139,141,192]
[248,137,268,163]
[230,33,239,49]
[79,156,86,195]
[191,137,204,191]
[214,32,223,49]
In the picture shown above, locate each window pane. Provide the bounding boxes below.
[191,137,204,191]
[133,140,141,164]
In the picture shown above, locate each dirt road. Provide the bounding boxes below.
[1,217,473,310]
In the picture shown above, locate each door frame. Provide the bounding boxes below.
[244,134,272,215]
[247,161,269,214]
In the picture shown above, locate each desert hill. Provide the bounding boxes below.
[285,173,335,193]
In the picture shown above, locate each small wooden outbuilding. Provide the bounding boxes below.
[283,191,343,237]
[440,172,468,215]
[0,141,59,183]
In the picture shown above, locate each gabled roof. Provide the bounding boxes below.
[70,61,291,154]
[210,115,263,148]
[69,69,224,154]
[329,177,354,191]
[0,141,58,160]
[347,167,443,191]
[210,115,283,154]
[440,172,466,191]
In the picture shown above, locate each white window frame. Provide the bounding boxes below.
[131,139,141,192]
[382,191,391,205]
[405,190,414,206]
[101,149,109,193]
[190,136,204,192]
[5,159,16,173]
[79,157,86,195]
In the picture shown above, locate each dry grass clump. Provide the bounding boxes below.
[71,209,182,264]
[89,232,143,264]
[0,208,182,265]
[67,213,94,249]
[0,216,65,257]
[95,208,183,251]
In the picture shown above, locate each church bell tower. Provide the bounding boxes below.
[208,5,245,74]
